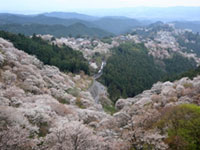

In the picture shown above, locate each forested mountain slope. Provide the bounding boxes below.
[0,30,90,74]
[100,42,197,102]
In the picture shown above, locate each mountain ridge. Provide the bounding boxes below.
[43,11,99,21]
[0,23,113,38]
[0,13,150,35]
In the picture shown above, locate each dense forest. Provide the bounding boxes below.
[99,43,164,102]
[100,42,197,102]
[162,53,197,77]
[164,67,200,82]
[0,30,89,74]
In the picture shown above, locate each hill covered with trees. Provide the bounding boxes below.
[0,30,89,74]
[164,67,200,82]
[100,42,197,102]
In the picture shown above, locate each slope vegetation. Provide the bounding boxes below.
[0,30,89,74]
[100,42,197,102]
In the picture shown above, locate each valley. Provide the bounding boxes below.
[0,9,200,150]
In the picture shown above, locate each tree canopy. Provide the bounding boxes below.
[156,104,200,150]
[100,42,197,102]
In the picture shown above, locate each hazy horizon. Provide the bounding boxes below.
[0,6,200,15]
[1,0,200,15]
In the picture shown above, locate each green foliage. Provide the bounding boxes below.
[156,104,200,150]
[100,42,197,103]
[57,98,70,104]
[91,52,107,70]
[164,67,200,82]
[99,42,164,102]
[66,87,80,97]
[0,30,89,74]
[162,53,197,80]
[102,104,116,115]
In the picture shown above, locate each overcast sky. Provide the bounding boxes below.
[1,0,200,14]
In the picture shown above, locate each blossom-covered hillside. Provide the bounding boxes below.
[0,38,129,150]
[1,37,200,150]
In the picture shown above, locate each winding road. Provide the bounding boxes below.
[89,61,107,103]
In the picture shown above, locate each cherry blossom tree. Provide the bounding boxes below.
[43,121,104,150]
[0,125,37,150]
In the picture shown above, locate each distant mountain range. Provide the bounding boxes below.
[0,9,200,38]
[0,13,95,27]
[42,12,145,34]
[43,12,99,21]
[0,13,150,37]
[0,23,113,38]
[84,7,200,22]
[93,17,143,35]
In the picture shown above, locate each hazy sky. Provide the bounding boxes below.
[1,0,200,14]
